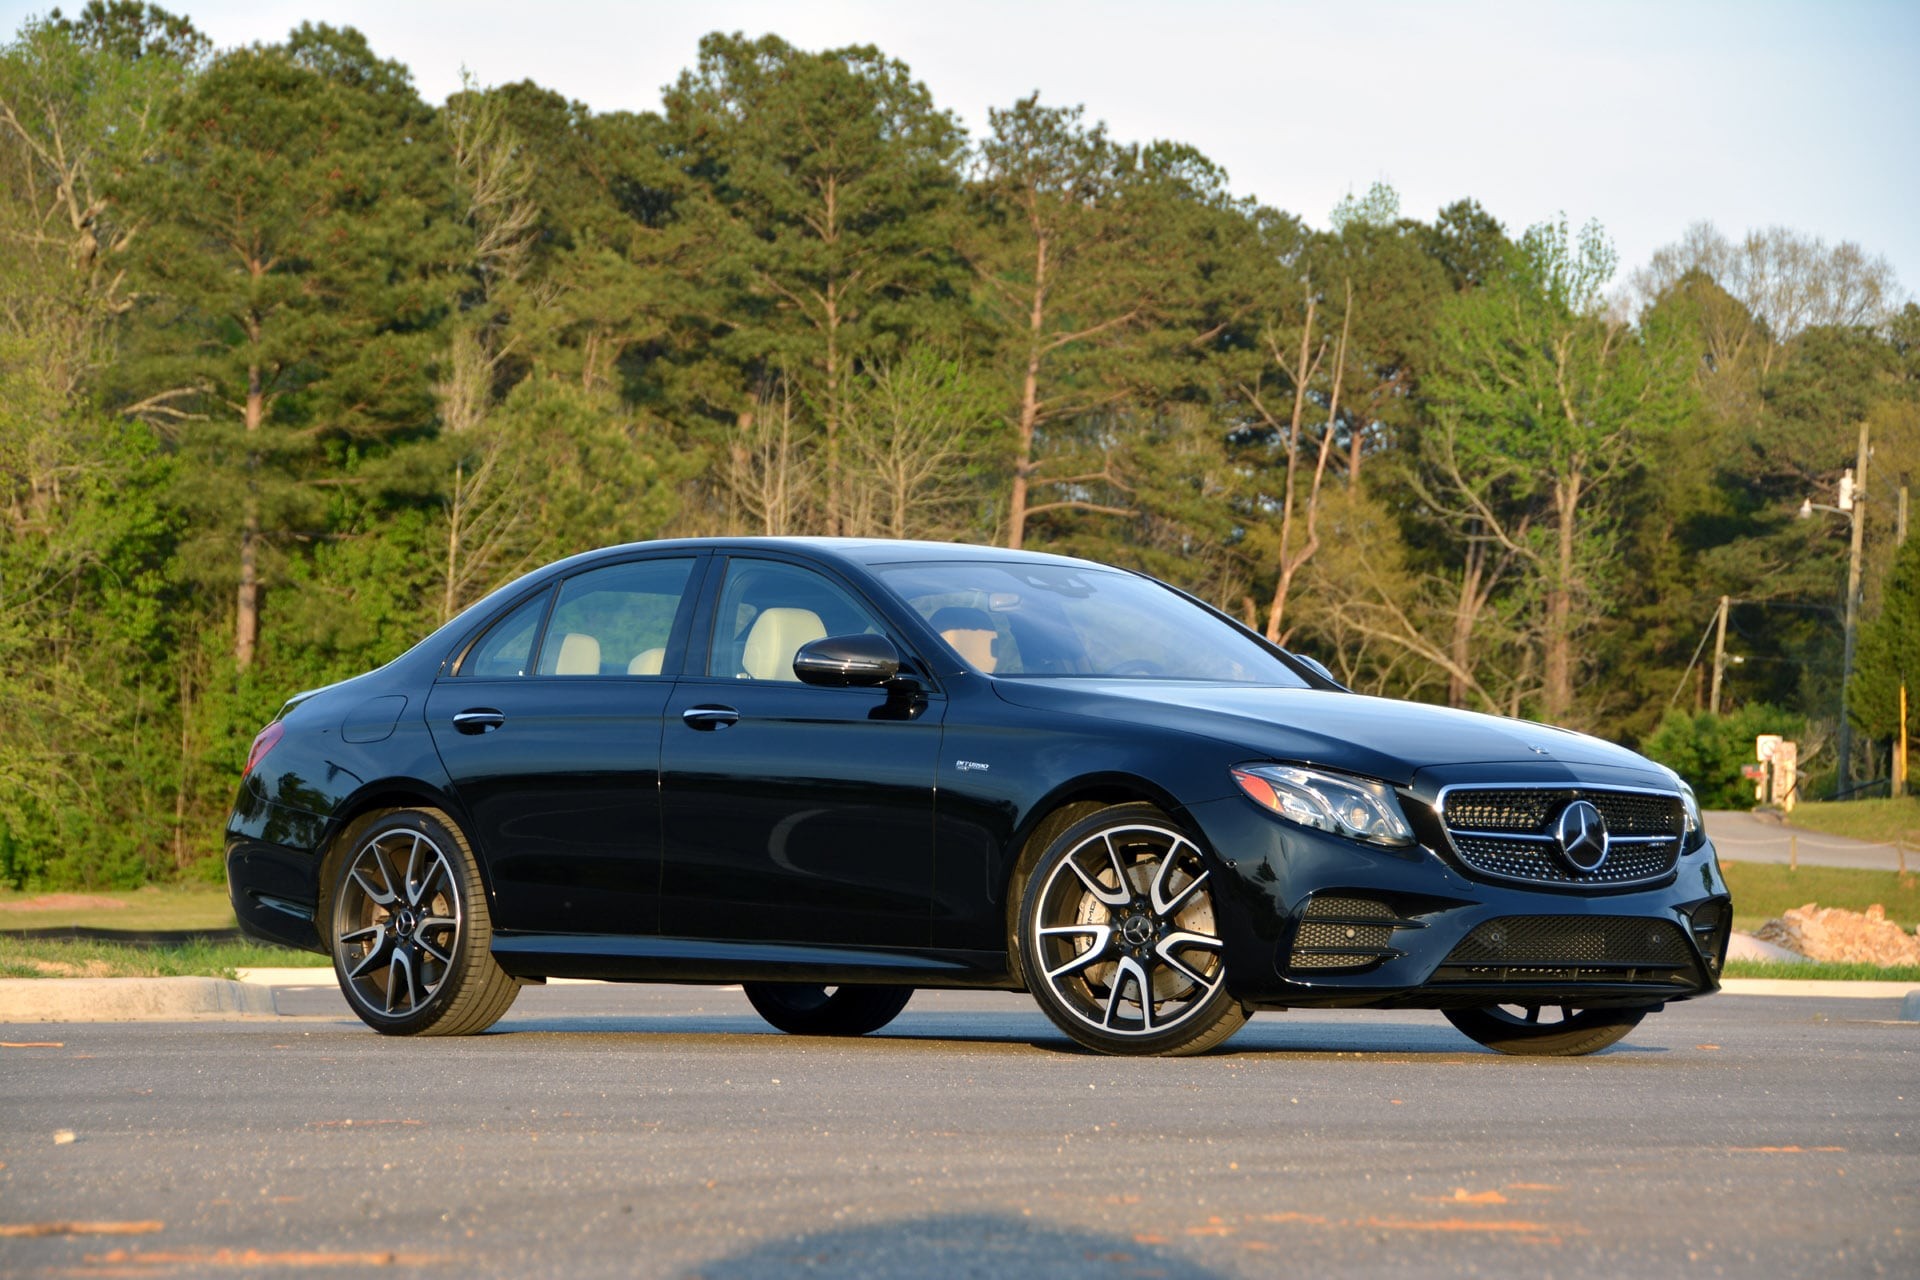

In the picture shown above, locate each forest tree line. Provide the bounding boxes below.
[2,3,1916,886]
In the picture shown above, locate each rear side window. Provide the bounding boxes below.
[534,558,695,677]
[459,590,551,678]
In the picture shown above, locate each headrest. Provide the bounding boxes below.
[740,607,827,681]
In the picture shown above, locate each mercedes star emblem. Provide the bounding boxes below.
[1554,799,1610,872]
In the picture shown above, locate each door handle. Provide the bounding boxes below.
[681,705,739,730]
[452,708,506,735]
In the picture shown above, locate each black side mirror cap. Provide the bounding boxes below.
[793,634,902,688]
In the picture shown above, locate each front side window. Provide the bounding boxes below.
[876,561,1308,685]
[707,560,887,682]
[533,558,695,677]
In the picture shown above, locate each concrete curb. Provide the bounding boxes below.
[1720,978,1920,1000]
[0,976,278,1023]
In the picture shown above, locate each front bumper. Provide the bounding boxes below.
[1185,795,1731,1010]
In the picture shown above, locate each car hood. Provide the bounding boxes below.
[989,680,1661,787]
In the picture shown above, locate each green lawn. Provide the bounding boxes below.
[0,884,237,931]
[1784,797,1920,846]
[1724,959,1920,982]
[1719,861,1919,933]
[0,935,326,979]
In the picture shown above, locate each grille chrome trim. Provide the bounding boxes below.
[1433,783,1684,890]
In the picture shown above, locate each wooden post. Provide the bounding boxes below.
[1789,831,1798,872]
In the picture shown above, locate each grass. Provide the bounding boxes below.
[1724,959,1920,983]
[1719,861,1919,933]
[1783,796,1920,847]
[0,935,327,979]
[0,884,237,931]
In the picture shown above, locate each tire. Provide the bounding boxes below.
[328,807,519,1036]
[743,982,913,1036]
[1019,803,1249,1057]
[1443,1004,1650,1057]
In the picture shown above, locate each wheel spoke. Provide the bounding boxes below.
[370,840,403,905]
[1154,933,1217,987]
[338,924,383,948]
[349,864,396,907]
[1105,954,1154,1031]
[1151,862,1207,918]
[1067,855,1129,908]
[418,935,453,966]
[402,834,428,906]
[346,927,390,980]
[1039,924,1113,981]
[385,948,417,1014]
[1524,1006,1541,1024]
[1101,832,1131,895]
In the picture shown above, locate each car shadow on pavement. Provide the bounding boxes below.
[470,1012,1666,1059]
[673,1211,1224,1280]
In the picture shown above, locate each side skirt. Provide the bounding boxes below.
[490,934,1017,990]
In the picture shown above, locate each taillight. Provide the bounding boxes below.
[243,721,285,778]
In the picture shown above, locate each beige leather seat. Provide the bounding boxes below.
[628,647,665,676]
[740,607,826,681]
[553,632,601,676]
[930,606,998,673]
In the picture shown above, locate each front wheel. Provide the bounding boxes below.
[1443,1004,1650,1056]
[328,808,519,1036]
[1020,803,1249,1056]
[742,983,913,1036]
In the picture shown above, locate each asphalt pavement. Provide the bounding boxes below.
[1704,810,1913,870]
[2,983,1914,1279]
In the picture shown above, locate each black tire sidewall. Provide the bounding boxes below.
[1443,1005,1650,1056]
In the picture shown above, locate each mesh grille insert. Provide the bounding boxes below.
[1438,786,1683,889]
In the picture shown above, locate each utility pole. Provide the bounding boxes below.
[1709,595,1730,716]
[1835,420,1870,797]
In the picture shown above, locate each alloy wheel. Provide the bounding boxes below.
[333,827,461,1018]
[1029,820,1228,1041]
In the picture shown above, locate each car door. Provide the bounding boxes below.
[425,554,706,936]
[658,555,945,950]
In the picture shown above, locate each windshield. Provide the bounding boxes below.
[876,561,1309,685]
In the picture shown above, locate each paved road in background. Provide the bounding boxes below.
[3,985,1914,1279]
[1705,810,1912,869]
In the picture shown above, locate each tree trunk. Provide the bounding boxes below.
[236,361,264,670]
[1543,471,1582,722]
[1006,232,1049,551]
[1449,542,1487,709]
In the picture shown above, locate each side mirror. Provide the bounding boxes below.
[793,634,901,688]
[1289,651,1347,690]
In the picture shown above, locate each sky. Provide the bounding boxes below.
[5,0,1916,300]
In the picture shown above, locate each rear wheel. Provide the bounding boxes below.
[1443,1004,1649,1056]
[1020,803,1249,1057]
[742,983,913,1036]
[329,808,518,1036]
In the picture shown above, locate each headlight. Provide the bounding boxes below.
[1230,764,1415,847]
[1678,780,1704,852]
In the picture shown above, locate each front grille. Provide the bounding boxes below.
[1438,786,1683,889]
[1286,894,1412,972]
[1447,915,1692,966]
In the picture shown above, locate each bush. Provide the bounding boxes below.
[1642,704,1807,810]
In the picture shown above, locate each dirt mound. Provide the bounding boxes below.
[0,894,128,913]
[1754,903,1920,967]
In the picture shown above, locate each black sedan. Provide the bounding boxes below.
[227,538,1730,1056]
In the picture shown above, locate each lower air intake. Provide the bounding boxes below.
[1446,915,1692,968]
